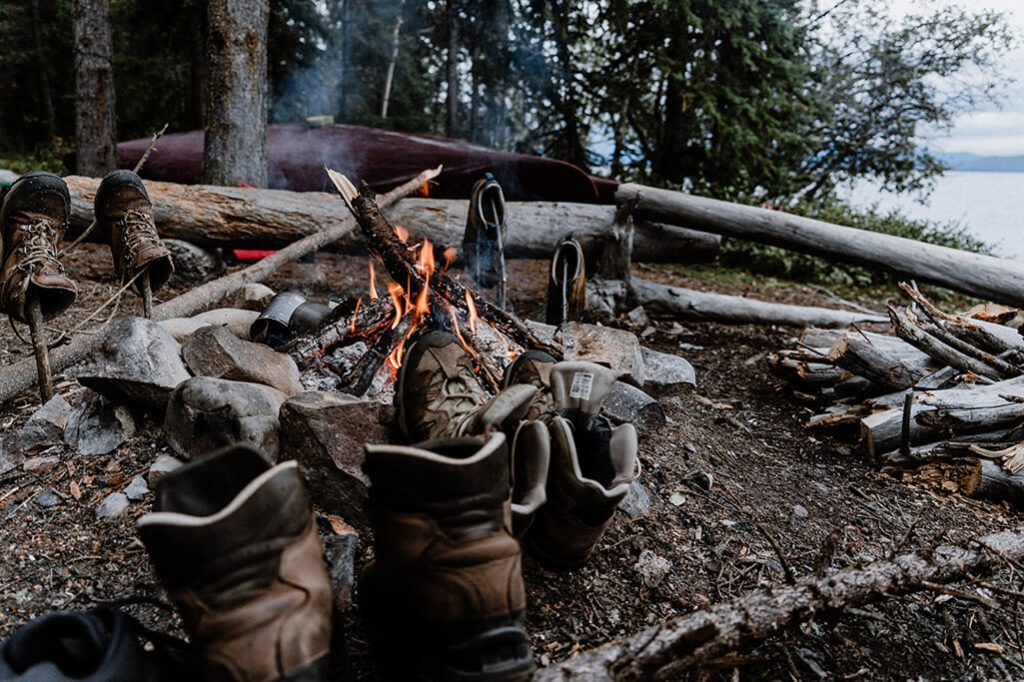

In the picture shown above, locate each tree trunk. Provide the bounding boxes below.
[445,0,459,137]
[31,0,56,141]
[380,0,406,119]
[186,0,206,130]
[203,0,270,187]
[72,0,117,176]
[63,175,721,262]
[617,183,1024,308]
[630,277,887,328]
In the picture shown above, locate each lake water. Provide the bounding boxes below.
[842,171,1024,260]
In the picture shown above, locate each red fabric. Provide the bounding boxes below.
[233,249,277,261]
[118,124,618,204]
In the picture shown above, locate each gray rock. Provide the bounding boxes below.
[321,517,359,612]
[640,347,697,395]
[124,475,149,502]
[182,325,303,396]
[76,317,190,412]
[164,377,288,460]
[585,279,629,319]
[20,395,72,454]
[602,381,666,438]
[634,549,671,588]
[0,436,22,476]
[35,490,60,509]
[793,504,809,519]
[619,479,652,518]
[561,322,645,386]
[279,392,393,527]
[626,306,650,326]
[160,309,260,343]
[64,392,136,456]
[163,239,224,286]
[23,456,60,473]
[96,492,130,519]
[147,454,184,486]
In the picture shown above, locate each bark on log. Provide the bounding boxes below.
[618,182,1024,307]
[630,277,887,328]
[63,176,720,262]
[889,307,1003,381]
[0,168,440,407]
[860,376,1024,457]
[828,334,937,390]
[72,0,117,176]
[535,528,1024,681]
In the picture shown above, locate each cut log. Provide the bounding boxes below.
[630,277,887,328]
[827,334,937,390]
[0,168,440,407]
[889,306,1003,381]
[618,182,1024,307]
[860,376,1024,457]
[534,528,1024,681]
[63,176,721,263]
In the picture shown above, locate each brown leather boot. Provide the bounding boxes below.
[137,444,332,682]
[395,329,536,442]
[361,432,535,680]
[95,170,173,293]
[0,172,77,323]
[505,357,640,570]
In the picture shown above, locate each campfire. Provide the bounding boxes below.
[281,168,558,400]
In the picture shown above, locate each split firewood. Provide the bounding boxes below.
[535,527,1024,681]
[827,334,936,390]
[63,175,720,263]
[888,306,1004,381]
[326,168,561,359]
[0,167,443,408]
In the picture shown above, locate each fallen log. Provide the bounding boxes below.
[630,277,887,328]
[860,376,1024,457]
[617,182,1024,307]
[535,528,1024,681]
[828,334,937,390]
[63,176,721,262]
[889,306,1003,381]
[0,167,441,407]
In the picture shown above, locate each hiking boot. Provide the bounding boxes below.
[506,358,640,570]
[0,607,196,681]
[137,444,331,682]
[544,236,585,325]
[361,432,535,680]
[0,172,77,323]
[94,170,173,294]
[463,174,508,306]
[395,329,537,442]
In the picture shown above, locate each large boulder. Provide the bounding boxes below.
[76,317,190,412]
[164,377,288,460]
[559,322,646,386]
[182,325,303,395]
[279,391,394,527]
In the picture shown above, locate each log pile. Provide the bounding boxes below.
[768,283,1024,507]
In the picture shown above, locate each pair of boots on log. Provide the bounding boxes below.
[0,170,173,323]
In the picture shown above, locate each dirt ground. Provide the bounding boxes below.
[2,245,1023,681]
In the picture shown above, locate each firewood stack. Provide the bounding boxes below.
[768,282,1024,508]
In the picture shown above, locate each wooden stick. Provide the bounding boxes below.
[535,528,1024,680]
[26,296,53,402]
[0,167,443,407]
[141,269,153,319]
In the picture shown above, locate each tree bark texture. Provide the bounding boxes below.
[617,182,1024,307]
[534,528,1024,680]
[204,0,270,187]
[630,277,887,328]
[72,0,117,176]
[63,176,721,262]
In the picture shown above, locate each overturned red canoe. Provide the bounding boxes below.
[118,124,617,203]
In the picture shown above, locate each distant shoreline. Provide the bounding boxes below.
[937,152,1024,173]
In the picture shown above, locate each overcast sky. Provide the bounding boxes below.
[884,0,1024,156]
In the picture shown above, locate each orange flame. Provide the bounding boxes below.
[448,303,476,358]
[368,262,379,299]
[465,290,479,335]
[350,297,362,334]
[420,180,430,197]
[442,246,457,272]
[387,282,404,329]
[395,225,410,243]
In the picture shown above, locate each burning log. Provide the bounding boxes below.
[63,175,721,263]
[535,528,1024,680]
[285,297,396,367]
[326,169,561,360]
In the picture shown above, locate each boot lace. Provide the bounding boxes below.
[15,220,64,275]
[118,209,159,275]
[425,363,487,438]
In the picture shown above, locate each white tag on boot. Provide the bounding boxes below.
[569,372,594,400]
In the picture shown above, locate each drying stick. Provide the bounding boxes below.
[26,295,53,401]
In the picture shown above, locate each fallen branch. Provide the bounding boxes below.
[0,167,442,407]
[535,528,1024,681]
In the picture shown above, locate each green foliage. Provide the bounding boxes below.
[721,199,992,288]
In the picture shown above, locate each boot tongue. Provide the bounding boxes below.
[549,361,617,416]
[2,611,109,676]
